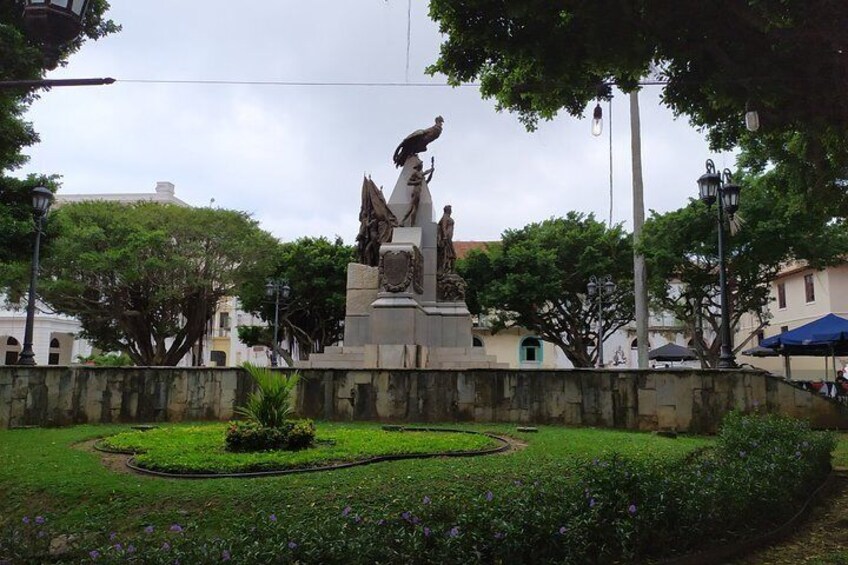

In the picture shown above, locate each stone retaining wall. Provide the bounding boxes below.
[2,367,847,432]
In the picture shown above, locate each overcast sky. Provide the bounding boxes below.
[15,1,737,244]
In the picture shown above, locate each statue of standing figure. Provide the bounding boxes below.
[400,156,434,227]
[437,204,456,275]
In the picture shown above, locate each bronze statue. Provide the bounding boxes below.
[400,157,434,227]
[356,176,398,267]
[436,204,456,274]
[392,116,444,168]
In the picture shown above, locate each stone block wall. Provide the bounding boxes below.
[0,366,251,428]
[2,366,847,432]
[296,368,848,433]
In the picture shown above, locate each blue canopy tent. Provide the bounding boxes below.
[760,314,848,379]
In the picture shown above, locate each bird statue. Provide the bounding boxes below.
[392,116,444,167]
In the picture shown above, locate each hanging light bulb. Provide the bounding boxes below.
[592,103,603,136]
[745,103,760,132]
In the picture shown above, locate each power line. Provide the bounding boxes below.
[116,79,477,87]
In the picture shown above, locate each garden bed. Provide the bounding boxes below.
[97,422,508,476]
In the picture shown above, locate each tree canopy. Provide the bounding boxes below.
[428,1,848,197]
[458,213,633,367]
[39,201,276,366]
[237,236,354,362]
[640,175,848,367]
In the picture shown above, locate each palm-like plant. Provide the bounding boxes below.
[236,363,300,429]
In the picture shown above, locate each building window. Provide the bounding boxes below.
[757,330,765,345]
[630,339,651,349]
[210,350,227,367]
[4,336,20,365]
[472,336,484,348]
[48,338,61,366]
[804,274,815,303]
[781,325,789,334]
[520,337,542,363]
[777,283,786,309]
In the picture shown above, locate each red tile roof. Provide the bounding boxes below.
[454,241,499,260]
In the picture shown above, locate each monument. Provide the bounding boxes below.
[302,117,502,369]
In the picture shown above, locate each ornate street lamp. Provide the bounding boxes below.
[697,159,743,369]
[265,279,291,367]
[17,186,53,366]
[23,0,91,68]
[587,275,615,368]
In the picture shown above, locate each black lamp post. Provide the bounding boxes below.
[587,275,615,368]
[697,159,742,369]
[265,279,291,367]
[23,0,91,69]
[17,186,53,366]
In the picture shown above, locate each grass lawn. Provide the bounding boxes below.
[100,423,502,474]
[0,422,709,538]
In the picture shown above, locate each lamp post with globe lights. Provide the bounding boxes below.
[697,159,742,369]
[265,279,291,367]
[587,275,615,368]
[17,187,53,366]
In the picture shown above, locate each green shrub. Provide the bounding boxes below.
[75,352,134,366]
[224,419,315,453]
[236,363,300,429]
[285,419,316,450]
[225,421,289,452]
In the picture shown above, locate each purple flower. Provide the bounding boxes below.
[628,504,637,516]
[354,515,362,524]
[589,498,596,508]
[37,531,45,538]
[169,524,183,533]
[514,480,523,487]
[559,526,567,535]
[449,526,460,538]
[412,515,421,525]
[288,541,298,550]
[222,550,231,561]
[114,544,122,552]
[423,527,431,537]
[796,451,802,458]
[89,550,100,560]
[401,511,412,522]
[269,514,277,522]
[109,532,117,541]
[486,491,494,502]
[739,451,746,458]
[144,525,154,534]
[377,519,386,526]
[35,516,45,525]
[22,517,30,525]
[341,506,352,517]
[494,532,505,540]
[162,542,171,551]
[423,496,431,505]
[127,545,136,554]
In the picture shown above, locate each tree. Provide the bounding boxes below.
[237,237,354,362]
[39,201,276,366]
[428,1,848,196]
[458,213,634,367]
[0,2,118,291]
[640,175,848,367]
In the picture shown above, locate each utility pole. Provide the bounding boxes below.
[630,91,649,368]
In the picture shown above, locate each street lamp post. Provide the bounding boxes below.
[697,159,742,369]
[587,275,615,368]
[17,187,53,366]
[265,279,291,367]
[23,0,91,69]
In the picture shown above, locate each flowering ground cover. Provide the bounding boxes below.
[100,423,502,474]
[0,416,833,563]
